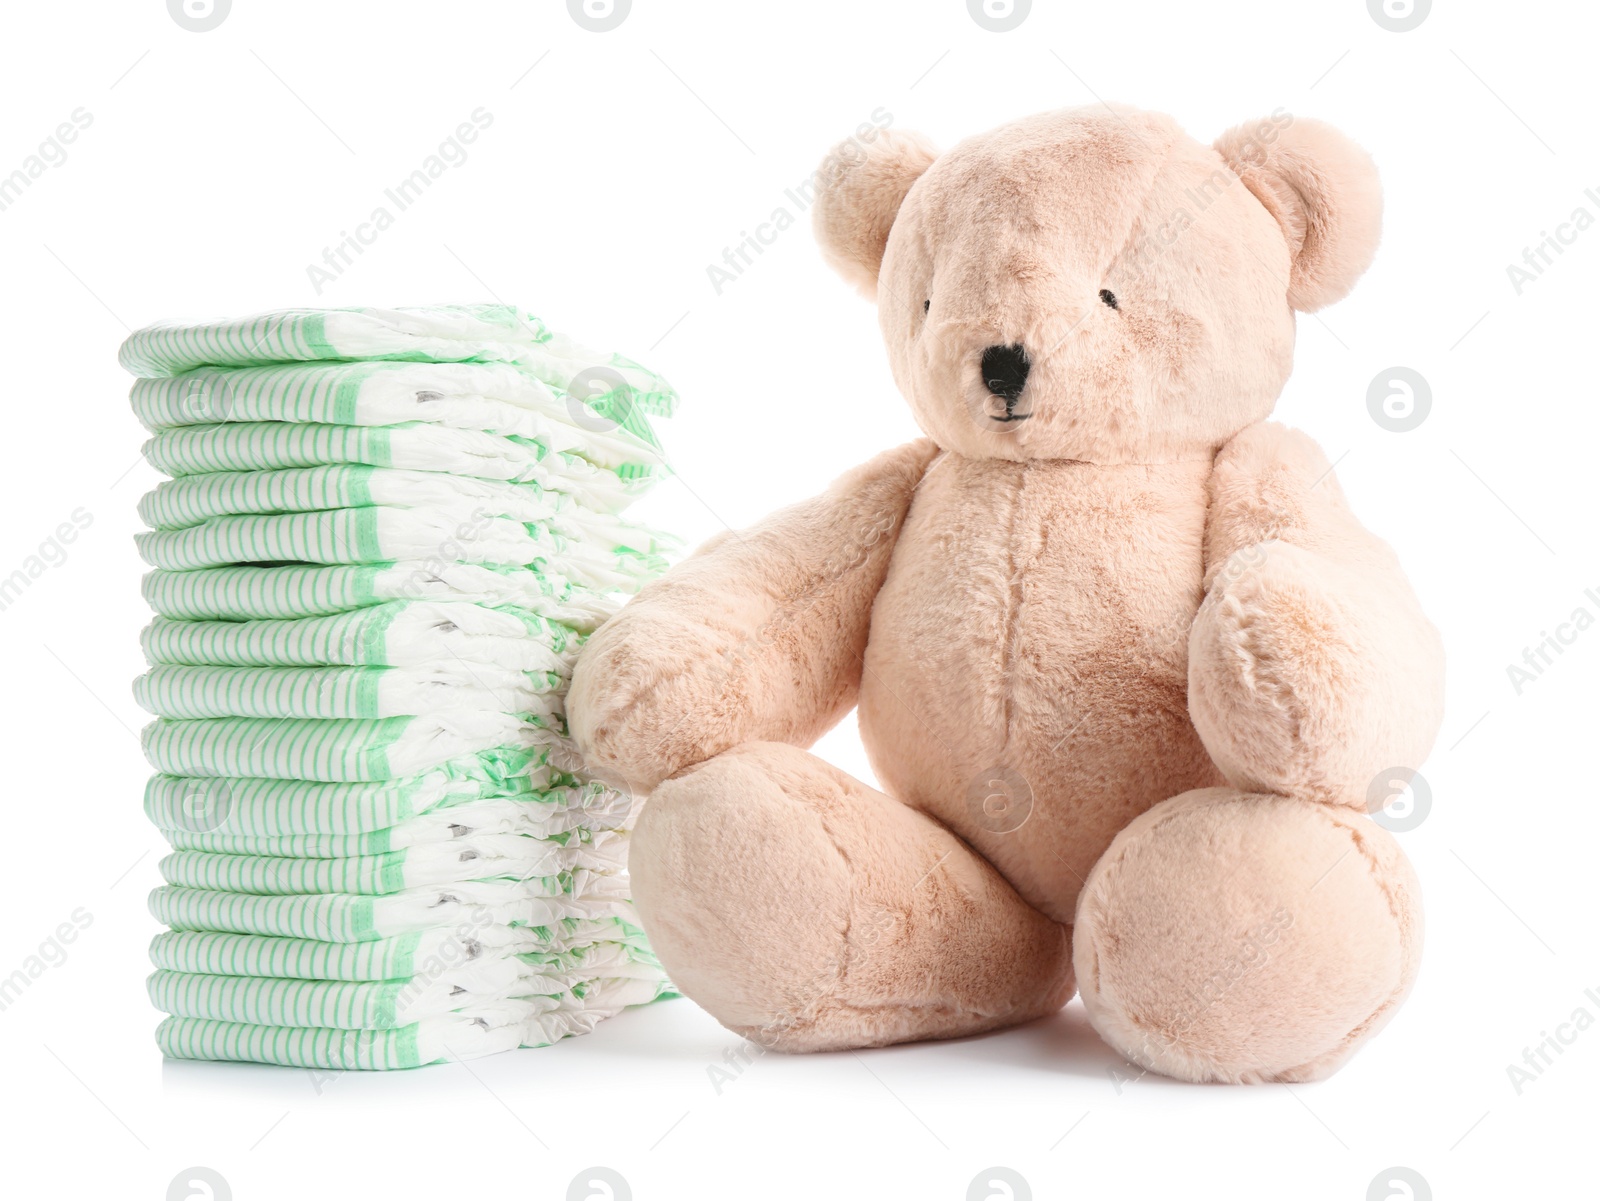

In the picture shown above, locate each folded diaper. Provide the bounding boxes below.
[130,360,667,465]
[154,974,674,1069]
[118,304,678,418]
[156,830,626,896]
[128,306,678,1068]
[135,506,663,586]
[148,877,637,941]
[147,960,665,1029]
[135,663,564,722]
[142,422,659,507]
[119,304,563,374]
[142,562,614,629]
[143,768,621,839]
[148,920,654,980]
[137,466,670,556]
[142,601,578,671]
[141,712,569,784]
[160,812,616,858]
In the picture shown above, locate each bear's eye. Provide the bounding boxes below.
[923,299,931,315]
[1099,289,1119,310]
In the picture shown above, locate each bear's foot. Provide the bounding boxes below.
[629,741,1075,1052]
[1073,788,1421,1083]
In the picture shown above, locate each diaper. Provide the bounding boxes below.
[158,812,619,858]
[148,949,666,1030]
[141,562,614,630]
[155,832,627,896]
[142,601,579,670]
[149,876,637,942]
[143,770,623,841]
[141,712,571,783]
[130,360,666,466]
[137,465,670,556]
[118,304,678,418]
[148,921,655,980]
[135,506,664,586]
[134,663,565,722]
[143,422,659,509]
[155,975,676,1069]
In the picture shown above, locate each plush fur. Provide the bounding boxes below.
[811,129,942,300]
[1214,117,1383,312]
[568,104,1444,1083]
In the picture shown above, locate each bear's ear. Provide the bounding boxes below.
[1214,116,1382,312]
[811,129,940,299]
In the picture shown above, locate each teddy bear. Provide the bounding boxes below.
[566,102,1445,1084]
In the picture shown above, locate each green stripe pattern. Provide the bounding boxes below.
[127,306,678,1069]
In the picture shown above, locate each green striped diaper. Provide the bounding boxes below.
[142,601,578,671]
[149,954,666,1030]
[134,505,665,587]
[150,970,554,1029]
[142,423,660,509]
[141,562,614,630]
[157,825,627,893]
[157,808,606,857]
[148,921,655,980]
[145,773,619,846]
[134,663,565,723]
[129,306,677,1068]
[142,712,569,782]
[130,360,666,465]
[120,305,555,374]
[137,466,671,557]
[149,876,637,942]
[155,975,676,1070]
[154,833,622,897]
[118,305,677,416]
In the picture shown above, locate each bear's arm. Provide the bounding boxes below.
[1188,421,1445,806]
[566,438,940,793]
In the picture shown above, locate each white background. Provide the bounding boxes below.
[1,1,1594,1198]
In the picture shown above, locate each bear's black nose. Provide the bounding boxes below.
[981,343,1031,404]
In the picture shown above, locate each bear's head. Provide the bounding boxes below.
[812,105,1382,464]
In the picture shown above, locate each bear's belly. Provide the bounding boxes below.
[859,452,1225,924]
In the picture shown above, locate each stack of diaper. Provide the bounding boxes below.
[124,305,678,1069]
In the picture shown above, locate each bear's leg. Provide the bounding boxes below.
[1072,787,1421,1084]
[630,741,1075,1051]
